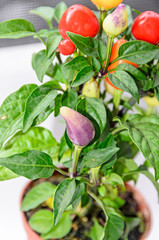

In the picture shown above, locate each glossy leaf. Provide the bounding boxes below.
[30,7,54,28]
[61,89,78,109]
[23,82,58,132]
[71,66,95,87]
[114,115,159,180]
[62,56,89,71]
[117,40,159,64]
[67,32,98,57]
[83,147,119,168]
[102,213,124,240]
[0,19,35,38]
[46,33,62,57]
[0,84,37,149]
[0,150,55,180]
[42,212,72,239]
[21,182,56,211]
[108,70,139,102]
[0,127,58,159]
[54,2,67,23]
[29,209,53,234]
[53,178,76,225]
[32,50,55,82]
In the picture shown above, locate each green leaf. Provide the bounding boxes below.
[54,94,62,117]
[0,84,37,149]
[77,97,107,134]
[0,127,58,159]
[98,40,107,63]
[30,7,54,28]
[33,104,54,126]
[72,182,85,205]
[62,56,89,71]
[92,58,101,71]
[108,70,139,102]
[114,115,159,180]
[83,147,119,168]
[54,2,67,23]
[67,32,98,57]
[102,213,124,240]
[61,89,78,109]
[90,218,104,240]
[32,50,55,82]
[46,33,62,57]
[29,209,53,234]
[21,182,56,211]
[117,40,159,64]
[0,166,18,181]
[0,150,55,180]
[23,82,58,132]
[0,19,35,38]
[71,66,95,87]
[102,173,124,187]
[53,178,76,225]
[114,63,146,80]
[42,212,72,239]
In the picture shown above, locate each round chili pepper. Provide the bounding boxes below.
[59,4,99,39]
[90,0,123,10]
[58,39,76,55]
[105,37,138,90]
[132,11,159,45]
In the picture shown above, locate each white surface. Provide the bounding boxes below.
[0,43,159,239]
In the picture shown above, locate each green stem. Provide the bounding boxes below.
[53,165,69,177]
[104,36,114,71]
[98,10,107,38]
[56,51,62,64]
[71,144,83,178]
[87,189,108,220]
[36,34,46,45]
[112,89,122,116]
[91,166,100,185]
[112,126,126,136]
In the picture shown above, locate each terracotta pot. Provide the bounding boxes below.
[21,181,151,240]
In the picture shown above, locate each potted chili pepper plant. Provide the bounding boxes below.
[0,1,159,239]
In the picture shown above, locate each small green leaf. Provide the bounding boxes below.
[61,89,78,109]
[114,115,159,180]
[71,66,95,87]
[46,33,62,57]
[108,70,139,102]
[90,218,104,240]
[92,58,101,71]
[30,7,54,28]
[83,147,119,168]
[0,166,18,181]
[42,212,72,239]
[117,40,159,64]
[22,182,56,211]
[29,210,53,234]
[0,84,37,149]
[54,94,62,117]
[0,19,35,38]
[98,40,107,63]
[67,32,98,57]
[62,56,89,71]
[103,173,124,187]
[53,178,76,225]
[54,2,67,23]
[0,150,55,180]
[23,82,58,132]
[32,50,55,82]
[102,213,124,240]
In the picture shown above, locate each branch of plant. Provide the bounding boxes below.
[98,9,107,38]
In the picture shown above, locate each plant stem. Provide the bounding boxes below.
[104,36,114,71]
[91,167,100,185]
[53,165,69,177]
[98,10,107,38]
[112,126,126,135]
[56,51,62,64]
[71,144,83,178]
[87,188,108,220]
[112,89,122,116]
[36,34,46,45]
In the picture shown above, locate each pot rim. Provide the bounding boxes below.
[20,181,151,240]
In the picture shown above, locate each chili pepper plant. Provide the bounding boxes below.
[0,1,159,239]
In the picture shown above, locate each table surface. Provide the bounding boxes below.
[0,43,159,240]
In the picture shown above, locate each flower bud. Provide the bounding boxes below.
[60,107,95,146]
[103,4,128,37]
[82,78,100,98]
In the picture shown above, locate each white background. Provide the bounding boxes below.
[0,43,159,239]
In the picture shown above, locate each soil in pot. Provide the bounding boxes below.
[22,176,151,240]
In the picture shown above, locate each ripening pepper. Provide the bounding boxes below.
[82,78,100,98]
[103,4,128,38]
[60,107,95,146]
[90,0,123,10]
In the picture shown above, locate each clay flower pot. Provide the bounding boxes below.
[20,181,151,240]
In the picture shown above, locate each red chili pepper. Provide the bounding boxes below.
[132,11,159,45]
[59,4,99,39]
[58,39,76,55]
